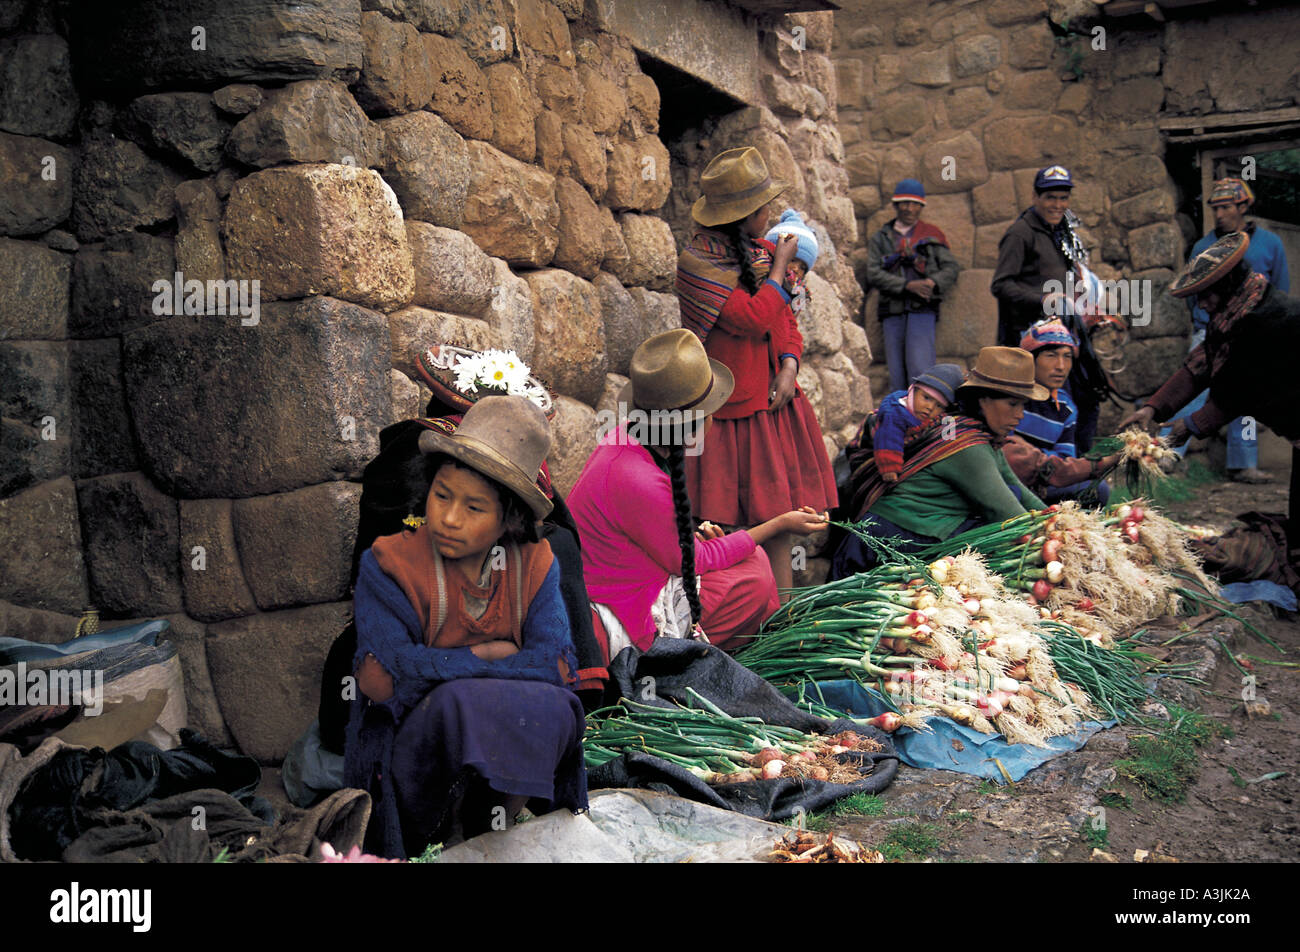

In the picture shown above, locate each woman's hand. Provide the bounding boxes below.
[694,520,726,542]
[769,365,798,412]
[470,640,520,660]
[882,471,900,483]
[1118,405,1157,433]
[748,507,828,545]
[1165,417,1193,447]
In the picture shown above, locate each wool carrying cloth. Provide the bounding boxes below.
[676,230,775,342]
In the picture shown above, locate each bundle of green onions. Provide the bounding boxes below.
[583,689,887,784]
[1037,621,1153,721]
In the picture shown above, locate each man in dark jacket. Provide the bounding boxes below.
[1122,232,1300,564]
[991,165,1111,452]
[864,178,961,393]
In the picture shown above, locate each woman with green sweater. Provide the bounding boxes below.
[831,347,1047,578]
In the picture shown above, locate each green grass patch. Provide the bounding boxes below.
[1081,819,1110,852]
[1098,790,1132,810]
[1227,766,1249,789]
[1115,705,1220,803]
[784,810,832,833]
[1110,458,1219,507]
[872,822,942,861]
[948,810,973,824]
[829,792,886,817]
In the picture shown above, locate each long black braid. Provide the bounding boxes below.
[715,220,763,296]
[664,441,703,628]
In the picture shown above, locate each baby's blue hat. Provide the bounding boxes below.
[764,209,819,269]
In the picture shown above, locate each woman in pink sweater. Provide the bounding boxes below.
[568,330,827,653]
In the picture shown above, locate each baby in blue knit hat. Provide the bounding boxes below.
[765,209,819,316]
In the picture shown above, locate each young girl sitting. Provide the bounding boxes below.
[344,396,587,858]
[871,364,965,483]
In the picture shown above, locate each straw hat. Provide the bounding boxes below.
[958,347,1050,401]
[618,329,735,418]
[418,395,553,520]
[692,147,787,228]
[1169,231,1250,299]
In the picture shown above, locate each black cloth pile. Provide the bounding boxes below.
[587,639,899,821]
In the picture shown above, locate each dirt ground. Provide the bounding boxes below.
[826,466,1299,864]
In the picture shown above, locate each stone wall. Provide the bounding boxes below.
[0,0,865,761]
[832,0,1300,432]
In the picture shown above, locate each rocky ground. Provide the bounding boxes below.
[824,469,1299,864]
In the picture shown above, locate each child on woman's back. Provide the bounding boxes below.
[872,364,965,483]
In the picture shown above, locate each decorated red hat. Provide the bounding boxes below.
[415,344,556,420]
[1020,319,1079,355]
[1208,178,1254,208]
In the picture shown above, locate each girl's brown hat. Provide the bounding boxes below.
[958,347,1050,402]
[691,147,788,228]
[618,329,735,419]
[418,395,553,520]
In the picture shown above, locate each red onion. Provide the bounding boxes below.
[1032,579,1053,600]
[761,760,785,780]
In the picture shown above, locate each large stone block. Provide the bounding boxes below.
[1093,78,1165,120]
[149,612,232,747]
[1112,187,1176,230]
[944,86,993,127]
[178,498,259,623]
[873,91,930,139]
[76,471,183,617]
[0,599,82,646]
[954,34,1001,77]
[452,0,515,66]
[626,287,681,362]
[0,237,68,339]
[974,222,1011,269]
[919,192,974,269]
[972,172,1016,226]
[422,32,493,141]
[525,269,607,406]
[69,137,182,242]
[0,34,78,139]
[988,0,1047,25]
[355,11,434,116]
[232,482,361,611]
[377,110,470,228]
[625,72,659,134]
[70,232,175,339]
[226,80,382,169]
[1109,155,1169,202]
[546,395,595,499]
[983,116,1079,171]
[485,258,535,363]
[920,131,989,194]
[534,61,582,124]
[206,600,353,763]
[593,272,638,378]
[1128,268,1189,341]
[175,179,225,285]
[561,122,606,199]
[69,338,139,480]
[937,269,998,357]
[1007,26,1055,70]
[461,140,559,267]
[578,64,626,137]
[485,62,539,163]
[606,136,671,212]
[1120,337,1188,397]
[614,214,676,291]
[121,93,230,173]
[406,222,495,317]
[224,164,413,310]
[0,341,70,496]
[1002,70,1063,111]
[801,273,845,356]
[1127,222,1183,271]
[0,477,88,614]
[517,0,574,63]
[0,132,73,236]
[388,307,500,378]
[68,0,363,92]
[123,297,392,498]
[551,176,605,279]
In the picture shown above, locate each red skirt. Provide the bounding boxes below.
[687,393,838,526]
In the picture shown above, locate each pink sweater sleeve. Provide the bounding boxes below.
[607,446,756,575]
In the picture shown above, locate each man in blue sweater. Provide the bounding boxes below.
[1163,178,1291,482]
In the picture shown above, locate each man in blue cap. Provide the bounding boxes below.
[864,178,961,394]
[991,165,1111,452]
[1161,177,1291,483]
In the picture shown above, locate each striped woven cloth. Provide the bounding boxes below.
[676,230,773,342]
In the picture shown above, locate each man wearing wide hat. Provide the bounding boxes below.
[1162,178,1292,483]
[1121,232,1300,565]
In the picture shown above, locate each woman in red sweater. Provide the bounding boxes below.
[677,147,837,591]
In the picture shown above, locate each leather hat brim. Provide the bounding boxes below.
[1169,236,1249,299]
[617,358,736,422]
[417,429,553,521]
[691,182,788,227]
[957,377,1052,402]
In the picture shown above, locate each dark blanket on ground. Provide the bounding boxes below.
[587,639,899,821]
[8,729,274,861]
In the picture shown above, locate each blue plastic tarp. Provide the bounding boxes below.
[0,620,169,663]
[1218,580,1296,611]
[805,679,1117,783]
